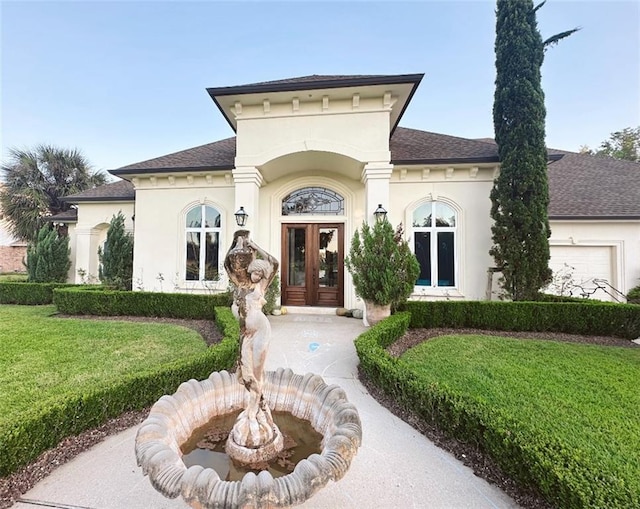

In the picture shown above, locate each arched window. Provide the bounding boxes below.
[185,205,221,281]
[282,187,344,215]
[412,201,457,287]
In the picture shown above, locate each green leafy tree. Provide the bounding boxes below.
[490,0,578,301]
[580,127,640,162]
[345,221,419,307]
[99,212,134,290]
[0,145,107,243]
[25,225,71,282]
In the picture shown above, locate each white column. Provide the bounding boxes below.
[232,165,264,239]
[361,162,393,224]
[73,228,100,283]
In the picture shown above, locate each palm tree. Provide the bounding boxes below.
[0,145,107,242]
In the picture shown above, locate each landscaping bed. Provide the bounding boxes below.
[0,304,238,492]
[355,310,640,509]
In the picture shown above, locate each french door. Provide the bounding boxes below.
[281,223,344,307]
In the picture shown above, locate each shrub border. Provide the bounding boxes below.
[0,282,82,305]
[401,300,640,340]
[53,287,233,318]
[0,306,239,477]
[355,307,639,508]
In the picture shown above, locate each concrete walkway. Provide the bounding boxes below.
[13,314,519,509]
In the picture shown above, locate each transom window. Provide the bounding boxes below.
[412,201,457,287]
[282,187,344,215]
[185,205,221,281]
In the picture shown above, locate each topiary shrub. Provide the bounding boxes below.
[345,221,419,308]
[25,225,71,283]
[99,212,133,290]
[627,284,640,305]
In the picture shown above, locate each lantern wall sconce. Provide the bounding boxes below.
[374,204,387,223]
[234,206,248,227]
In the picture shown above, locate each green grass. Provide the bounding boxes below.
[0,305,209,427]
[401,334,640,507]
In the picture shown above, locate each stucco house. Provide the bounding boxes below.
[60,73,640,308]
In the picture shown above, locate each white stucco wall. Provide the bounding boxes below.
[549,220,640,301]
[73,201,134,283]
[389,165,496,301]
[130,174,233,292]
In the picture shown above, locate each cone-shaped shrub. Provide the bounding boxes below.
[26,225,71,283]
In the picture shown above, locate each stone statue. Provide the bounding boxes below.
[223,230,284,465]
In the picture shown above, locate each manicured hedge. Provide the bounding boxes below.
[401,300,640,339]
[355,312,640,508]
[0,282,83,305]
[53,287,233,318]
[0,306,239,477]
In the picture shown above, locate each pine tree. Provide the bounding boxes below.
[99,212,134,290]
[26,225,71,283]
[491,0,577,301]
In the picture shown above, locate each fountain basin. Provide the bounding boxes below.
[135,367,362,509]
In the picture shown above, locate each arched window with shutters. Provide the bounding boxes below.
[185,204,221,281]
[412,201,457,288]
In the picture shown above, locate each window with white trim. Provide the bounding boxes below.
[412,201,457,287]
[185,205,221,281]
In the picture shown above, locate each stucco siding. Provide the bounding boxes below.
[549,220,640,301]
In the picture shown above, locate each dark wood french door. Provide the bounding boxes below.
[281,223,344,307]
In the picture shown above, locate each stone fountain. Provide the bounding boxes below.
[135,231,362,509]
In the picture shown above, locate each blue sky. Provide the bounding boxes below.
[2,1,638,175]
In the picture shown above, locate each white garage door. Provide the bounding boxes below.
[549,245,614,301]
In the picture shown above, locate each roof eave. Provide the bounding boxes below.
[206,73,425,98]
[110,165,234,177]
[391,155,500,166]
[549,215,640,221]
[60,196,135,203]
[208,73,425,135]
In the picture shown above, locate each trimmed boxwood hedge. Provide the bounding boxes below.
[401,300,640,340]
[0,306,239,477]
[53,287,233,318]
[355,307,640,509]
[0,282,82,305]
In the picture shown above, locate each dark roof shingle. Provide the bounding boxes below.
[111,138,236,175]
[63,179,135,202]
[548,152,640,218]
[81,128,640,219]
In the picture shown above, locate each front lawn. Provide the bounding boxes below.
[401,334,640,508]
[0,305,208,426]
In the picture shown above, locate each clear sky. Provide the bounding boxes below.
[1,0,639,176]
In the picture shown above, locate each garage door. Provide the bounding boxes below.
[549,245,614,301]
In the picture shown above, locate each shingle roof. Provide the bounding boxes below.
[472,138,640,219]
[548,152,640,219]
[47,208,78,222]
[206,74,424,97]
[63,179,135,202]
[84,128,640,219]
[110,128,502,174]
[391,127,501,164]
[229,74,391,88]
[111,138,236,176]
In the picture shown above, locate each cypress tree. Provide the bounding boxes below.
[99,212,134,290]
[26,225,71,282]
[490,0,577,301]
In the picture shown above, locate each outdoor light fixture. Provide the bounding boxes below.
[235,206,248,227]
[374,204,387,223]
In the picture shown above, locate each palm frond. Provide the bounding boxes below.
[543,28,581,49]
